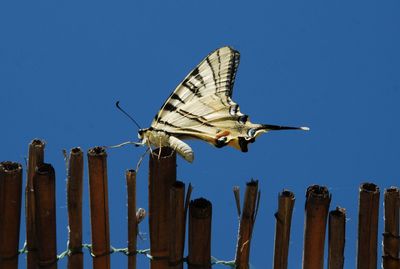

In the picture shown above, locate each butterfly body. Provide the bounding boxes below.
[138,128,194,162]
[138,46,309,163]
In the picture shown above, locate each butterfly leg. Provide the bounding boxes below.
[158,138,162,160]
[135,147,150,172]
[147,141,154,156]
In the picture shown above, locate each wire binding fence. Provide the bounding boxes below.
[0,139,399,269]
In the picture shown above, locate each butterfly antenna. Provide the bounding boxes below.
[115,101,142,130]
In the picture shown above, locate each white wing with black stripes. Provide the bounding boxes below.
[139,46,309,162]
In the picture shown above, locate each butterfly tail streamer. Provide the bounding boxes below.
[260,124,310,132]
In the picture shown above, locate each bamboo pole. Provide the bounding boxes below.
[357,183,380,269]
[26,139,45,269]
[382,187,399,269]
[302,185,331,269]
[88,147,110,269]
[126,169,137,269]
[328,207,346,269]
[34,163,57,269]
[188,198,212,269]
[273,190,295,269]
[0,162,23,269]
[235,180,260,269]
[67,147,84,269]
[169,181,186,269]
[149,147,176,269]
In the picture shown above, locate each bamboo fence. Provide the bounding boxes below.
[0,140,399,269]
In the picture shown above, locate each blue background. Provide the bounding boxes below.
[1,1,399,268]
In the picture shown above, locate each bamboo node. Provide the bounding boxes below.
[37,258,58,267]
[168,257,185,266]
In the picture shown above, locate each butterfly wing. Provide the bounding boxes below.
[151,46,307,153]
[153,46,239,124]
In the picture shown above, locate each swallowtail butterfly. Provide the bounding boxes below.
[138,46,309,162]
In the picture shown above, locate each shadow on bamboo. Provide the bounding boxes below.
[357,182,380,269]
[149,147,177,269]
[34,163,57,269]
[302,185,331,269]
[188,198,212,269]
[88,147,110,269]
[126,169,137,269]
[273,190,295,269]
[328,207,346,269]
[382,187,399,269]
[67,147,84,269]
[0,162,23,269]
[235,180,260,269]
[26,139,45,269]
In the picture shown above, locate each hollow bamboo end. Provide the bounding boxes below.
[87,146,107,156]
[246,179,259,187]
[360,182,379,193]
[280,189,295,200]
[126,169,136,176]
[70,147,83,155]
[0,161,22,173]
[385,187,399,194]
[30,138,45,147]
[306,185,329,197]
[190,198,212,218]
[151,147,176,159]
[330,206,346,217]
[35,163,55,174]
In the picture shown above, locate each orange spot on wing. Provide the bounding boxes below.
[216,130,230,139]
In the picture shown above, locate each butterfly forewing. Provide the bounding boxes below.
[152,46,240,125]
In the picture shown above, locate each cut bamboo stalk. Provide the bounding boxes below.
[273,190,295,269]
[169,181,186,269]
[34,163,57,269]
[328,207,346,269]
[67,147,84,269]
[235,180,260,269]
[302,185,331,269]
[149,147,176,269]
[126,169,137,269]
[382,187,399,269]
[88,147,110,269]
[188,198,212,269]
[0,162,23,269]
[357,183,380,269]
[26,139,45,269]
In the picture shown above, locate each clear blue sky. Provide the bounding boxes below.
[1,1,399,268]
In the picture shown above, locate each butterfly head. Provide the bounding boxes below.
[138,128,149,141]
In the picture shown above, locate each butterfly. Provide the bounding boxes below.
[136,46,309,163]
